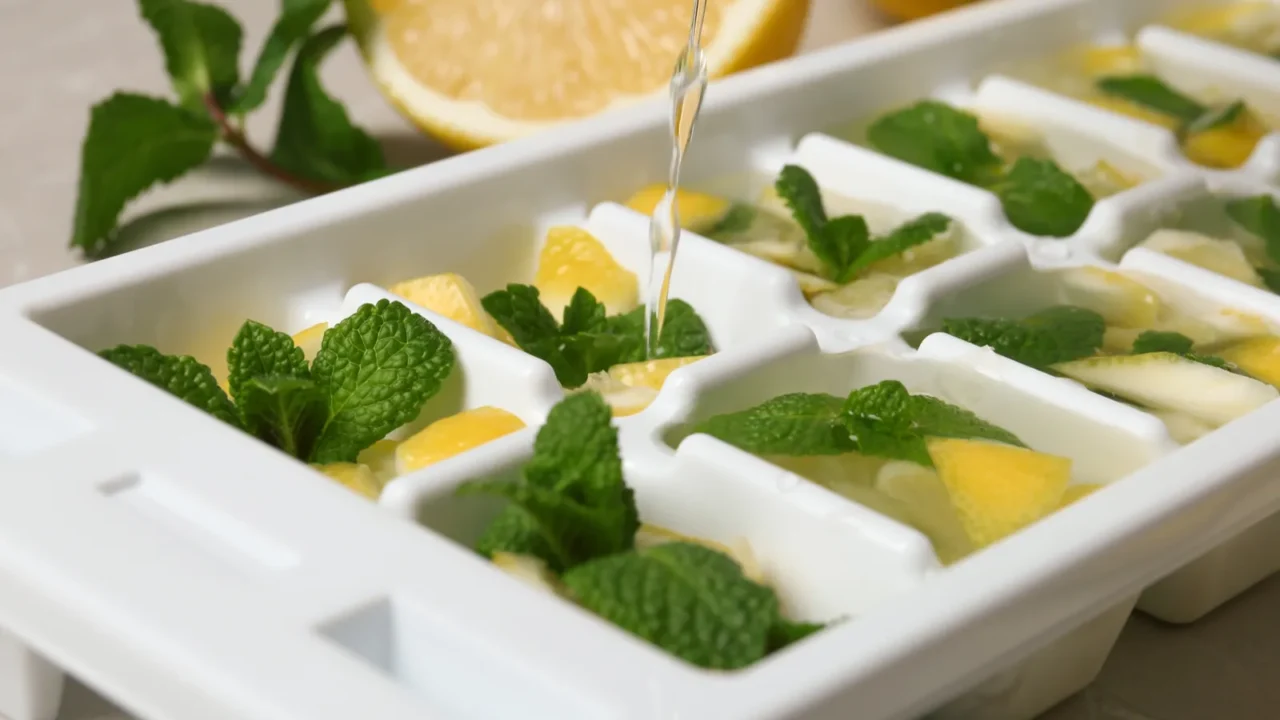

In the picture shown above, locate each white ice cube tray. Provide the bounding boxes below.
[1,0,1280,718]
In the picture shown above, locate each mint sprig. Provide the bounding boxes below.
[865,101,1095,238]
[481,284,713,388]
[697,380,1021,466]
[74,0,392,258]
[100,299,454,464]
[941,306,1105,371]
[462,391,823,669]
[773,165,954,283]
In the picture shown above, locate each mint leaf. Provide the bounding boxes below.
[768,618,825,653]
[992,158,1094,237]
[138,0,244,112]
[866,100,1003,186]
[271,24,389,185]
[942,305,1105,370]
[99,345,240,428]
[842,380,1023,466]
[226,319,310,405]
[774,165,827,240]
[71,93,218,256]
[231,0,333,113]
[1131,330,1194,355]
[237,376,327,458]
[482,284,586,387]
[562,542,779,670]
[1096,75,1206,124]
[651,299,715,358]
[464,392,636,570]
[706,204,757,237]
[847,212,953,276]
[1225,195,1280,264]
[1259,267,1280,294]
[309,299,454,463]
[1131,330,1232,370]
[1187,100,1248,135]
[697,393,854,456]
[561,287,609,336]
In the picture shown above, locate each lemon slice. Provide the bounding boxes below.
[534,226,638,319]
[396,406,526,474]
[1140,229,1264,288]
[927,438,1071,549]
[315,462,383,500]
[810,275,900,319]
[607,356,706,391]
[388,272,501,337]
[292,322,328,363]
[1183,105,1269,170]
[1075,45,1144,77]
[625,185,733,235]
[875,461,974,565]
[357,439,400,485]
[1057,266,1161,328]
[873,0,973,22]
[1217,336,1280,388]
[578,372,658,417]
[347,0,811,149]
[1058,483,1103,509]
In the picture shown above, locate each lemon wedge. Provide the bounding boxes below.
[1218,336,1280,388]
[625,185,733,235]
[346,0,811,149]
[315,462,383,500]
[492,553,563,595]
[607,356,706,391]
[927,438,1071,549]
[1057,266,1161,328]
[810,275,900,319]
[388,272,501,337]
[577,372,658,417]
[1138,229,1264,288]
[534,226,638,319]
[396,406,526,474]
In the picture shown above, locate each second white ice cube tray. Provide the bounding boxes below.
[1,0,1279,718]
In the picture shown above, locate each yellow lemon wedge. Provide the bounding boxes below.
[396,406,526,474]
[1217,336,1280,388]
[577,372,659,417]
[810,275,900,319]
[927,438,1072,549]
[874,461,974,565]
[1058,483,1103,509]
[1138,229,1264,288]
[1076,45,1144,77]
[357,439,401,485]
[345,0,811,150]
[1183,105,1269,170]
[607,356,706,391]
[534,226,638,319]
[388,272,500,337]
[873,0,974,21]
[315,462,383,500]
[625,185,733,236]
[292,322,328,363]
[1057,266,1161,328]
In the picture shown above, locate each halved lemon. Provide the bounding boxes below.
[345,0,811,149]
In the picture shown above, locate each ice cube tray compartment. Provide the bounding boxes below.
[2,1,1280,719]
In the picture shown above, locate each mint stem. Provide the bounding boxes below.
[201,92,340,195]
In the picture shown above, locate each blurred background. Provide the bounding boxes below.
[3,0,1280,718]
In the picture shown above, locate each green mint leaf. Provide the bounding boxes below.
[847,212,953,277]
[1225,195,1280,265]
[482,284,586,388]
[474,505,559,564]
[1258,267,1280,294]
[767,618,826,653]
[606,308,648,364]
[706,204,757,237]
[1131,330,1194,355]
[138,0,243,112]
[562,542,779,670]
[71,93,218,257]
[992,158,1094,237]
[237,376,327,458]
[818,215,872,283]
[651,299,715,359]
[774,165,828,241]
[464,392,636,570]
[1130,330,1232,370]
[99,345,241,428]
[230,0,333,113]
[560,287,609,336]
[842,380,1024,466]
[697,393,854,456]
[866,100,1003,186]
[309,299,455,463]
[941,305,1105,370]
[1186,100,1248,135]
[270,24,389,185]
[226,319,310,405]
[1095,74,1206,124]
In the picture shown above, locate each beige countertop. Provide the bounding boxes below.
[2,1,1278,719]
